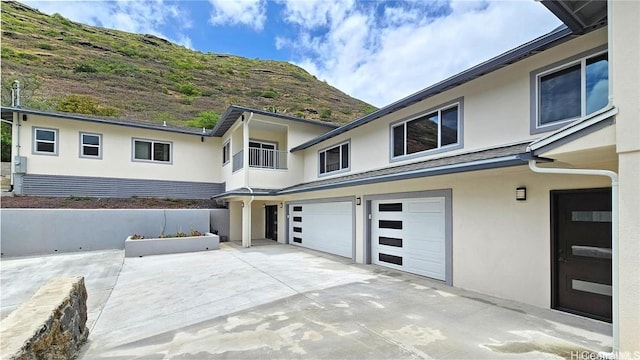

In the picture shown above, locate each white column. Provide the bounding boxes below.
[241,199,252,248]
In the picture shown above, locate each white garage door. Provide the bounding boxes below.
[372,197,446,280]
[289,201,353,258]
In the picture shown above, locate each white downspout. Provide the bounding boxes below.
[528,159,619,351]
[242,112,255,248]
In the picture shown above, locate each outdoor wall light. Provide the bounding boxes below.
[516,187,527,201]
[280,203,283,208]
[241,201,245,208]
[356,197,362,206]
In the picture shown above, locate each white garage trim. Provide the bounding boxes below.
[364,189,453,285]
[286,197,355,259]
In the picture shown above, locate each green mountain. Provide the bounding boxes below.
[0,1,376,127]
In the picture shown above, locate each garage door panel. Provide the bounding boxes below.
[372,197,447,281]
[289,202,353,258]
[405,199,443,213]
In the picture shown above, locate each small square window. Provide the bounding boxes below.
[33,127,58,155]
[80,132,101,159]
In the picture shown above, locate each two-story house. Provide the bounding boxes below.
[3,0,638,351]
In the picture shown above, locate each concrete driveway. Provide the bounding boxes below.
[1,241,612,359]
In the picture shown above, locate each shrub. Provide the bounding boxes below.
[36,43,54,50]
[260,90,278,98]
[74,63,97,73]
[55,94,120,117]
[186,111,220,129]
[178,83,200,96]
[320,109,332,119]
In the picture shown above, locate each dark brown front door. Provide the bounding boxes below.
[265,205,278,241]
[552,188,612,322]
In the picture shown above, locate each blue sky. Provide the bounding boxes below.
[23,0,562,107]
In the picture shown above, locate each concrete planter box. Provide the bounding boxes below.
[125,233,219,257]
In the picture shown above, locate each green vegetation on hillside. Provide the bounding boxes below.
[0,1,375,127]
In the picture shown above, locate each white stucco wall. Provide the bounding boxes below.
[17,114,221,183]
[280,165,610,309]
[219,113,334,191]
[299,28,608,184]
[611,0,640,351]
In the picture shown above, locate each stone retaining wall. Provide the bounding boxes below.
[0,276,89,359]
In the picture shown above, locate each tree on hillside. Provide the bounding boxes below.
[55,94,120,117]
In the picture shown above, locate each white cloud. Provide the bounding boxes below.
[276,0,354,29]
[277,0,562,107]
[23,0,193,51]
[208,0,266,31]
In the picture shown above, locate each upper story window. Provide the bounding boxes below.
[33,127,58,155]
[391,101,462,160]
[532,49,608,133]
[133,138,171,163]
[222,140,230,165]
[80,132,102,159]
[319,141,349,175]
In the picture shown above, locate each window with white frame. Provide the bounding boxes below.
[80,132,101,158]
[319,141,349,175]
[133,138,171,163]
[222,140,230,165]
[33,127,58,155]
[391,102,460,159]
[533,50,608,132]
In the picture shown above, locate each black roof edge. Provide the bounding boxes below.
[211,105,339,137]
[290,25,575,153]
[1,106,207,136]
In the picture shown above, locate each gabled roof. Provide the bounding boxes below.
[0,107,207,136]
[211,105,339,137]
[290,25,576,152]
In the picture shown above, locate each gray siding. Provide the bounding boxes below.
[23,174,224,199]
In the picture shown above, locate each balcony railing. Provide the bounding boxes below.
[232,150,243,172]
[232,148,288,171]
[249,147,287,169]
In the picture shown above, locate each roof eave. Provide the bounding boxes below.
[212,105,339,138]
[0,107,206,136]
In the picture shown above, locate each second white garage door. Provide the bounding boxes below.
[288,201,353,258]
[371,197,446,280]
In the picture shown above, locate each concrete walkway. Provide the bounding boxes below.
[1,241,612,359]
[0,249,123,330]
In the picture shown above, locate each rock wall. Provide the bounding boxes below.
[0,277,89,359]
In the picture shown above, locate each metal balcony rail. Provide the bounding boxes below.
[233,148,288,171]
[249,147,288,169]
